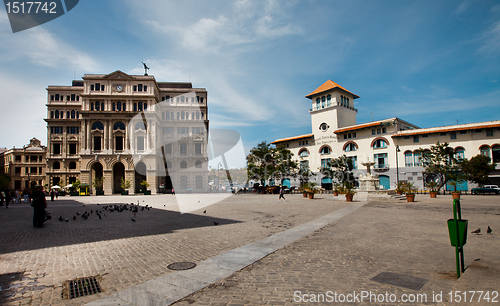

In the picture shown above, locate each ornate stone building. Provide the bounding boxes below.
[45,70,209,194]
[1,138,47,190]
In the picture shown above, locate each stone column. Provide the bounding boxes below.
[147,170,158,194]
[103,169,112,195]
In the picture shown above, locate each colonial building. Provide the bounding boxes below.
[271,80,500,191]
[1,138,46,190]
[45,70,209,194]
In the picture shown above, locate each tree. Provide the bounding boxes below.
[246,141,298,186]
[322,155,355,191]
[92,176,104,191]
[420,142,462,191]
[460,154,496,185]
[0,173,11,190]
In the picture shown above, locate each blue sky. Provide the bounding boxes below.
[0,0,499,168]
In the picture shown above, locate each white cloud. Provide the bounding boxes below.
[478,19,500,56]
[453,0,470,15]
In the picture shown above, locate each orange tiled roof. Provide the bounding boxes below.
[392,122,500,138]
[306,80,359,99]
[271,133,314,144]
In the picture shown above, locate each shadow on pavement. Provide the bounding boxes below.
[0,200,241,255]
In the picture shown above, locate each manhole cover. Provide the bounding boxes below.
[167,262,197,271]
[371,272,428,290]
[62,276,102,299]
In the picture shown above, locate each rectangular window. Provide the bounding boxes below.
[413,135,419,143]
[374,153,388,169]
[69,143,77,155]
[116,136,123,151]
[165,127,174,134]
[377,128,381,134]
[344,134,347,139]
[55,94,60,101]
[321,158,329,170]
[39,167,42,174]
[30,155,37,162]
[94,136,101,151]
[143,85,147,91]
[53,143,61,155]
[165,144,172,155]
[137,136,144,151]
[196,176,203,189]
[382,127,387,133]
[450,131,457,139]
[15,155,21,162]
[15,167,21,174]
[195,143,202,155]
[101,85,105,91]
[95,83,100,91]
[348,133,352,139]
[181,176,188,189]
[138,84,143,91]
[372,129,376,135]
[353,132,356,138]
[486,128,494,136]
[66,95,70,101]
[71,94,76,101]
[414,152,422,166]
[133,85,137,91]
[405,153,413,167]
[30,167,37,174]
[180,143,187,155]
[50,95,54,101]
[306,140,308,145]
[25,167,28,174]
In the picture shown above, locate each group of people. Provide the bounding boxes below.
[0,188,33,208]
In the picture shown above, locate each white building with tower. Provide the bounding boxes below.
[271,80,500,191]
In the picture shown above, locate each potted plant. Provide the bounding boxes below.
[448,180,461,199]
[343,182,356,202]
[403,182,417,202]
[333,182,341,196]
[426,181,439,198]
[394,181,405,195]
[70,180,80,196]
[92,176,104,195]
[301,182,318,199]
[140,180,151,195]
[120,177,131,195]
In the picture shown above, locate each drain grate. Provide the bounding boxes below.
[167,262,197,271]
[371,272,428,290]
[62,276,102,299]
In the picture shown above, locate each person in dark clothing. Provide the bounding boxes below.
[50,190,55,201]
[32,186,47,228]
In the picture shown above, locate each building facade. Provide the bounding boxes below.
[46,70,209,194]
[1,138,47,190]
[272,80,500,191]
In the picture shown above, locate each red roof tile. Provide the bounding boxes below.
[271,134,314,144]
[306,80,359,99]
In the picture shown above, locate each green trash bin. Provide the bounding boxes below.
[447,219,468,247]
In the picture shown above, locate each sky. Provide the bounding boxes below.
[0,0,499,169]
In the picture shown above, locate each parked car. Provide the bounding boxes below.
[471,186,499,195]
[483,185,500,191]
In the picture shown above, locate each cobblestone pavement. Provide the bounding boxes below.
[1,194,499,305]
[171,195,500,306]
[0,193,350,305]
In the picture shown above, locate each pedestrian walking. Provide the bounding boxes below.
[278,186,286,202]
[50,190,55,201]
[0,190,5,206]
[23,188,29,203]
[171,188,175,195]
[15,189,20,204]
[32,186,47,228]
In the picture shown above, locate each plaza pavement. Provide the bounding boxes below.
[0,193,499,305]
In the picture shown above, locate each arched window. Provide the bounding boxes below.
[55,110,59,119]
[177,112,180,120]
[138,102,143,111]
[321,96,326,108]
[69,161,77,169]
[181,111,185,120]
[455,147,465,160]
[404,151,413,167]
[299,149,309,157]
[92,122,104,131]
[196,112,200,120]
[327,94,331,107]
[71,110,75,119]
[192,112,195,120]
[134,103,137,111]
[67,111,70,119]
[135,122,146,130]
[53,161,60,169]
[91,102,94,111]
[50,111,54,119]
[340,96,344,106]
[180,161,187,169]
[346,98,349,108]
[414,151,422,167]
[195,161,202,168]
[320,146,331,155]
[112,103,116,111]
[345,143,357,152]
[316,98,320,109]
[480,145,490,158]
[114,122,125,131]
[373,139,388,148]
[95,101,100,111]
[492,145,500,163]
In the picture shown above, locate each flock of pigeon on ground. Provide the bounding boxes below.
[471,226,493,235]
[54,201,220,225]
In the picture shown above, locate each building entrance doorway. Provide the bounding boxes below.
[113,162,125,194]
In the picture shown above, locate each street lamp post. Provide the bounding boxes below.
[396,145,401,184]
[217,162,222,193]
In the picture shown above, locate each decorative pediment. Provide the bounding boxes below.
[103,70,134,80]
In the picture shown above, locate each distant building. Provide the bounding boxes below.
[1,138,46,190]
[45,70,209,194]
[271,80,500,190]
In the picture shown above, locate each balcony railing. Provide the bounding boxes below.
[373,164,389,171]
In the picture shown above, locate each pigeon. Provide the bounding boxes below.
[213,221,219,226]
[471,228,481,235]
[82,205,85,207]
[65,218,68,222]
[203,210,206,214]
[141,207,145,211]
[132,218,136,222]
[58,216,64,222]
[487,226,492,235]
[76,212,80,216]
[73,216,77,221]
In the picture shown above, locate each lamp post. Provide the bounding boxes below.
[217,162,222,193]
[396,145,401,184]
